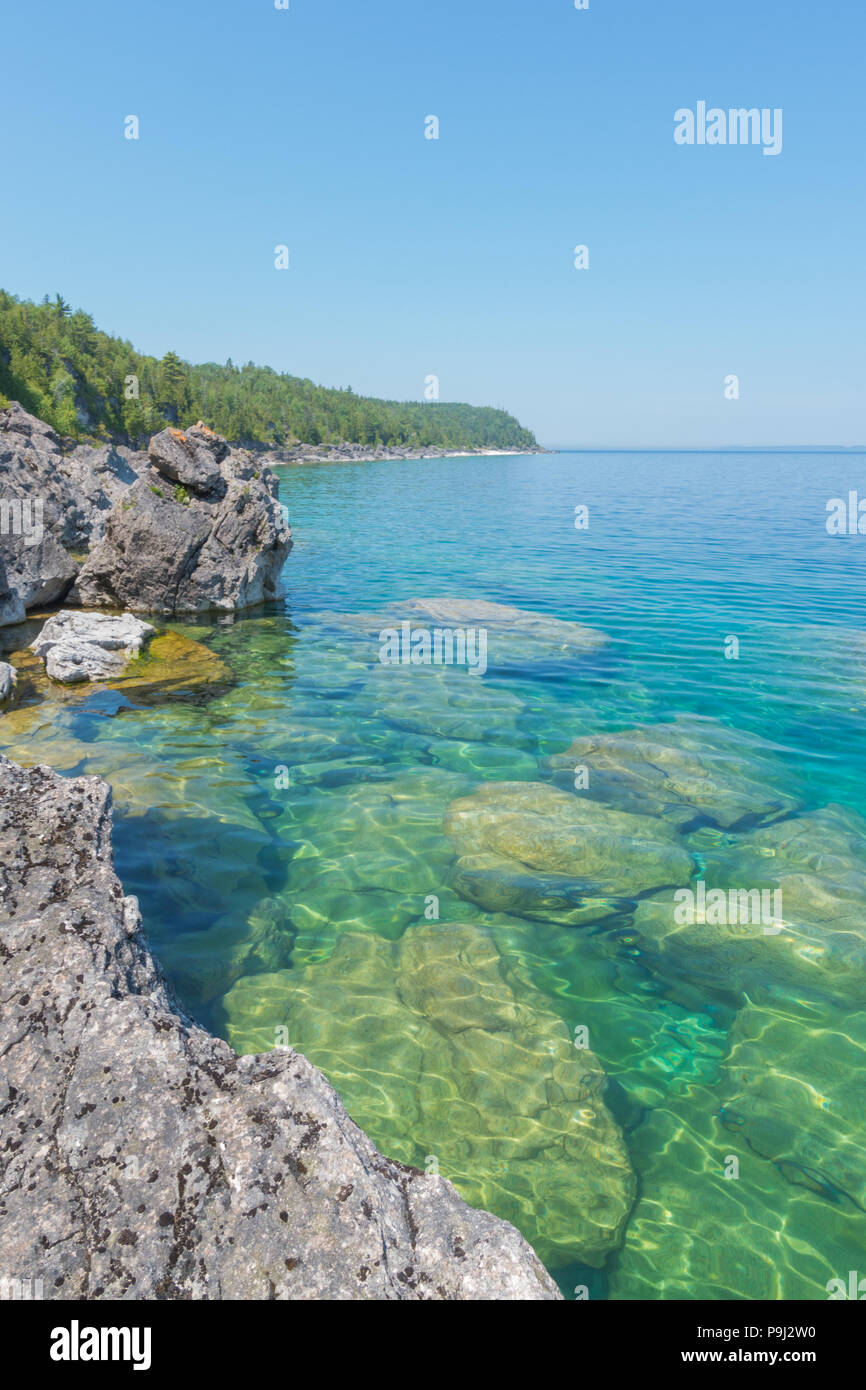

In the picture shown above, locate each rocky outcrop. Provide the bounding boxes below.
[0,403,140,617]
[0,405,292,625]
[30,610,155,684]
[72,425,292,615]
[0,755,560,1300]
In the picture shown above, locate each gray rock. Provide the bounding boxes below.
[0,402,148,621]
[30,609,155,684]
[0,528,77,611]
[0,406,291,624]
[0,401,98,554]
[0,755,560,1300]
[0,552,25,628]
[149,424,228,499]
[72,426,292,616]
[62,442,145,545]
[0,660,16,702]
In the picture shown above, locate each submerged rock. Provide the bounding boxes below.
[312,596,608,667]
[221,921,636,1269]
[30,609,155,684]
[543,720,801,831]
[360,663,527,743]
[720,998,866,1209]
[72,425,291,615]
[633,806,866,1011]
[445,780,693,925]
[106,629,233,697]
[0,754,560,1300]
[158,897,296,1009]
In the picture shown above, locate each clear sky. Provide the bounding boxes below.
[1,0,863,447]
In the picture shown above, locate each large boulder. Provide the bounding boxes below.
[720,998,866,1209]
[445,780,694,925]
[72,425,292,615]
[311,597,608,667]
[148,422,229,497]
[221,922,636,1269]
[30,609,155,684]
[0,754,560,1300]
[543,720,802,831]
[0,402,146,621]
[633,805,866,1010]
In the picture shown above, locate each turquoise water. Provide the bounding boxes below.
[5,449,866,1298]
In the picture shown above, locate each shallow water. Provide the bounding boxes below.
[5,449,866,1299]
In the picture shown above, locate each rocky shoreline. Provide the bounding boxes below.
[259,442,553,465]
[0,755,559,1299]
[0,403,563,1300]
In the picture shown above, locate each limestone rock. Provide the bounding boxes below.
[149,424,229,499]
[0,402,147,621]
[0,660,16,702]
[720,999,866,1209]
[633,805,866,1009]
[30,609,155,684]
[221,922,636,1268]
[0,754,560,1300]
[72,425,291,615]
[445,780,694,925]
[312,597,608,666]
[543,720,801,831]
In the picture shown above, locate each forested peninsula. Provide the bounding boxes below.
[0,291,539,455]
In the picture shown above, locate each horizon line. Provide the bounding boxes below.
[543,444,866,454]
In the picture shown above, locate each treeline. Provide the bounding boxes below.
[0,291,538,451]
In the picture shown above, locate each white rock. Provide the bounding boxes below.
[0,661,17,702]
[30,610,155,684]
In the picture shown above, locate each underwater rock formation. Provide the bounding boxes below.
[543,719,801,831]
[221,920,637,1269]
[0,754,560,1300]
[445,780,693,925]
[311,596,608,666]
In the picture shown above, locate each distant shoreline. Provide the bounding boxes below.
[265,444,553,465]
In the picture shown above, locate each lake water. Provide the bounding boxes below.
[5,449,866,1299]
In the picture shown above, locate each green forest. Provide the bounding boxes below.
[0,290,538,452]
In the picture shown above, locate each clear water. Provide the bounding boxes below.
[5,449,866,1299]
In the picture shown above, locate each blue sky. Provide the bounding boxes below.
[1,0,863,446]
